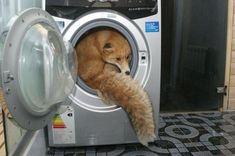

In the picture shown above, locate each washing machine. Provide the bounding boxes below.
[0,0,161,147]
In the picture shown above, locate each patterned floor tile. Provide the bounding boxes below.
[47,111,235,156]
[191,151,214,156]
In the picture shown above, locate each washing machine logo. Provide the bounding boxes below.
[145,21,159,32]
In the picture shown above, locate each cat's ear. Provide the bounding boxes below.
[103,43,113,53]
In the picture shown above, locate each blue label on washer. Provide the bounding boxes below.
[145,22,159,32]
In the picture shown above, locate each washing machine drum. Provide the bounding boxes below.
[74,28,138,95]
[63,10,150,112]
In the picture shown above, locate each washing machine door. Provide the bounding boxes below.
[0,8,77,130]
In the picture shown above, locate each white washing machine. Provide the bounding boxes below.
[0,0,161,147]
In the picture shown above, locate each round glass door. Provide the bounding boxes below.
[19,22,76,115]
[1,8,77,130]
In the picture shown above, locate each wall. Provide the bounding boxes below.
[226,0,235,110]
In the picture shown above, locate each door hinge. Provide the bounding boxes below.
[216,86,227,96]
[3,71,14,83]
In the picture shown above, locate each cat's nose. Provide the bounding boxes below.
[125,71,130,75]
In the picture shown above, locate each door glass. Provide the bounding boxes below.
[161,0,228,111]
[18,22,76,114]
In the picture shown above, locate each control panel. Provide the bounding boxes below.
[46,0,157,8]
[46,0,158,19]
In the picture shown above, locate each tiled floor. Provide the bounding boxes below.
[48,111,235,156]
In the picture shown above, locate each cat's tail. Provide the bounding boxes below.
[97,73,156,146]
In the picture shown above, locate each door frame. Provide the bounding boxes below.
[223,0,233,111]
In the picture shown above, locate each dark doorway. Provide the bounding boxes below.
[160,0,228,112]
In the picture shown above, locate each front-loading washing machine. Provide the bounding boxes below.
[0,0,161,147]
